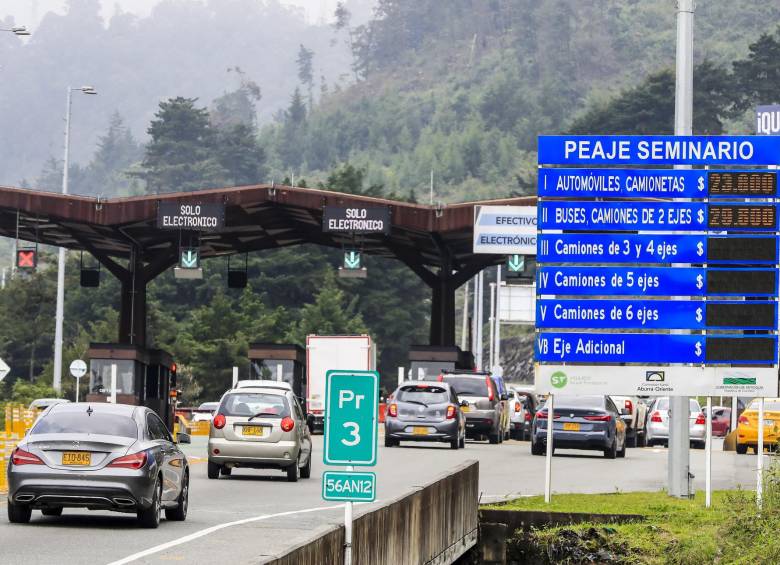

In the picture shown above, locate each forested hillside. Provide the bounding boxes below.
[261,0,780,202]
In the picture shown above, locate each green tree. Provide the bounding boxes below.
[84,111,142,196]
[733,28,780,113]
[276,88,308,170]
[215,123,267,186]
[137,97,228,193]
[296,44,315,108]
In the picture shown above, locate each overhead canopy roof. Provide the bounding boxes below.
[0,184,535,272]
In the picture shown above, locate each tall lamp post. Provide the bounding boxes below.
[53,86,97,394]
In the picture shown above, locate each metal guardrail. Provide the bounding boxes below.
[261,460,479,565]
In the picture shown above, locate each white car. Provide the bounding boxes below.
[28,398,70,412]
[644,397,705,448]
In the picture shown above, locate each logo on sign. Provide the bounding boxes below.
[550,371,568,389]
[646,371,665,382]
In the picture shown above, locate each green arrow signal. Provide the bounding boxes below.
[344,250,361,269]
[181,249,199,268]
[507,254,524,272]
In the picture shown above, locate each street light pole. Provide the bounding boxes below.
[53,86,96,394]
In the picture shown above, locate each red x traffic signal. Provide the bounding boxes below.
[16,249,37,269]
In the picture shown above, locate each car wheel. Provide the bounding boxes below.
[286,457,300,482]
[207,461,221,479]
[626,431,637,448]
[531,440,544,456]
[220,466,232,476]
[41,507,63,517]
[300,451,312,479]
[604,438,617,459]
[692,441,705,450]
[7,502,32,524]
[384,436,397,447]
[459,434,465,449]
[488,433,500,445]
[736,443,748,455]
[137,477,162,529]
[617,439,626,458]
[450,437,459,450]
[165,472,188,521]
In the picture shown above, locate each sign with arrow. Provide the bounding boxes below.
[180,248,200,269]
[343,250,362,270]
[0,357,9,381]
[506,254,524,273]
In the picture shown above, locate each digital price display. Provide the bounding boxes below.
[707,237,777,262]
[706,303,777,328]
[706,269,777,294]
[707,205,776,230]
[706,337,777,364]
[708,171,776,197]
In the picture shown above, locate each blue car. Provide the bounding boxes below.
[531,395,627,459]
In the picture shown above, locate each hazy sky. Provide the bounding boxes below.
[1,0,340,28]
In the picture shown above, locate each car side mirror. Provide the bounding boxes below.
[176,432,191,444]
[500,394,509,401]
[460,400,468,407]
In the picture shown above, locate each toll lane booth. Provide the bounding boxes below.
[407,345,475,381]
[86,343,177,431]
[248,343,306,403]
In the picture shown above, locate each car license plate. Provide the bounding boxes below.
[765,419,774,427]
[242,426,265,437]
[461,406,470,413]
[62,451,91,466]
[563,422,580,432]
[413,427,429,435]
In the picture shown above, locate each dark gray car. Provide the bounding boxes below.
[7,403,189,528]
[384,381,466,449]
[441,373,504,444]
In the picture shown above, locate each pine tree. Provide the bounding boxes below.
[296,44,315,108]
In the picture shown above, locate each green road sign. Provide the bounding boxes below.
[180,248,200,269]
[324,370,379,466]
[507,254,524,273]
[343,250,361,270]
[322,471,376,502]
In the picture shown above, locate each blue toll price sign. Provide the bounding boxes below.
[322,471,376,502]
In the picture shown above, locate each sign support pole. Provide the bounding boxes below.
[488,282,496,369]
[544,394,554,503]
[110,363,117,404]
[669,0,695,499]
[344,464,353,565]
[705,396,712,508]
[757,397,765,509]
[75,376,80,403]
[494,266,502,368]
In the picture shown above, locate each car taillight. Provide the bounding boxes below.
[514,402,522,413]
[388,404,398,417]
[281,416,295,432]
[584,414,612,422]
[108,451,147,470]
[437,374,444,382]
[11,448,43,466]
[446,406,456,419]
[524,412,532,422]
[624,399,633,414]
[651,411,662,423]
[213,414,226,429]
[739,415,750,425]
[486,377,494,402]
[536,410,547,420]
[695,413,705,425]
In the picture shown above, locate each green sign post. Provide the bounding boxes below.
[180,248,200,269]
[343,250,362,270]
[322,471,376,502]
[323,370,379,465]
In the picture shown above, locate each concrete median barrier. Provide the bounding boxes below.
[261,460,479,565]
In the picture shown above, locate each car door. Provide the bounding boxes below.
[147,412,180,502]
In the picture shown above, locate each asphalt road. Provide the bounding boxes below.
[0,434,767,564]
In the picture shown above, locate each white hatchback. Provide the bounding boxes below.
[645,397,706,448]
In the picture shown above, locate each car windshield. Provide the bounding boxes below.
[748,400,780,411]
[220,392,290,418]
[397,385,449,404]
[547,395,604,409]
[31,411,138,439]
[198,402,218,411]
[443,376,489,397]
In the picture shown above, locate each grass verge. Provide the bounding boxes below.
[485,486,780,564]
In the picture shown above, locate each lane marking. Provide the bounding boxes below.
[106,504,343,565]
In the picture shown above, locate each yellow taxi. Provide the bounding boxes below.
[736,398,780,454]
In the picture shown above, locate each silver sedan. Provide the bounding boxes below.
[7,402,189,528]
[644,397,706,448]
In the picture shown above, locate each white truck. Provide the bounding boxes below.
[306,334,376,433]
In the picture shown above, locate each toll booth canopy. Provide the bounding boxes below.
[407,345,475,380]
[87,343,176,430]
[249,343,305,402]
